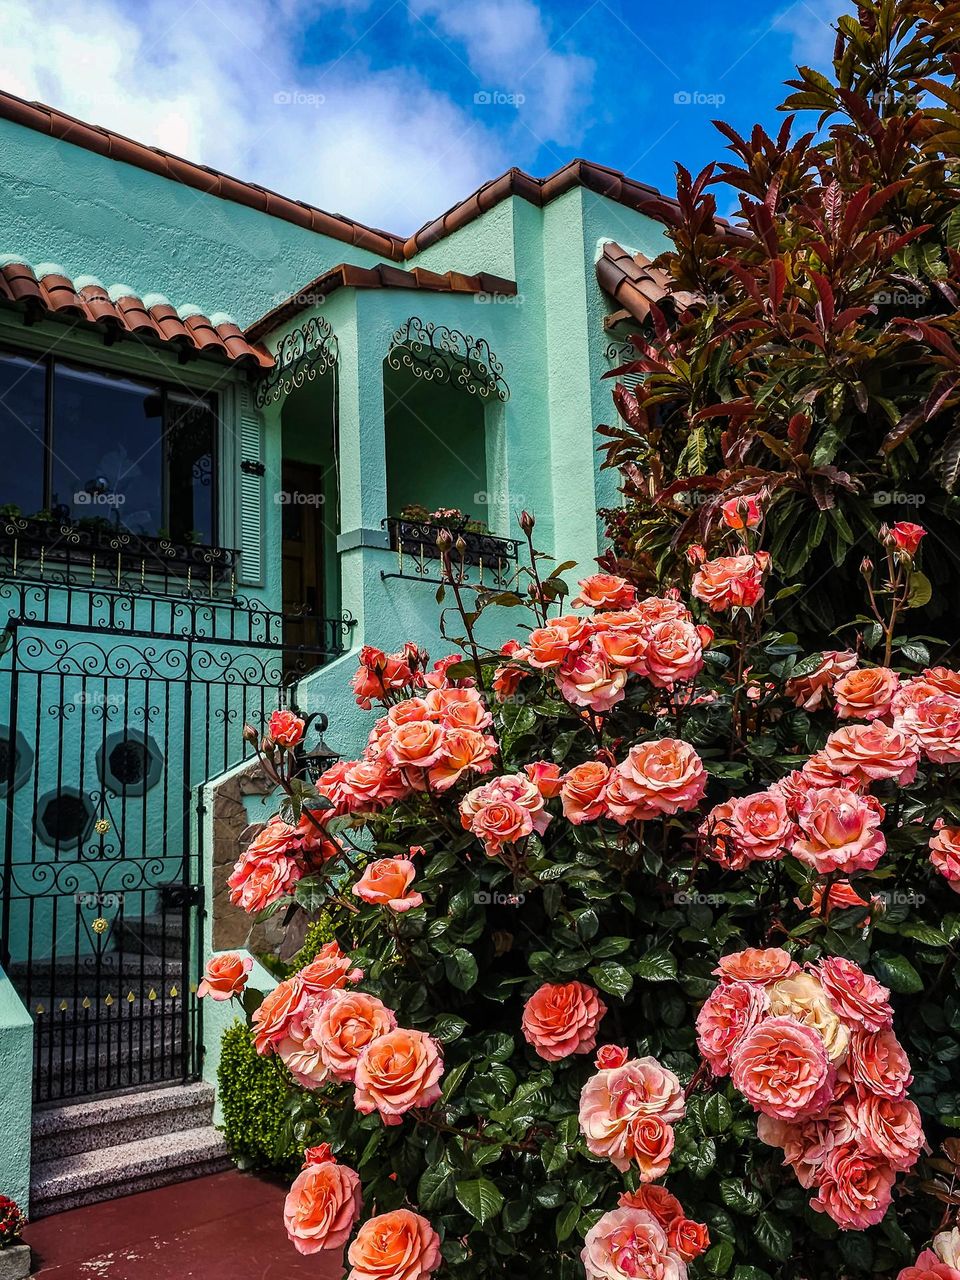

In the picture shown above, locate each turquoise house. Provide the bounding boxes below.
[0,87,678,1213]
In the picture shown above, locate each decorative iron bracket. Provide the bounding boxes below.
[255,316,339,409]
[387,317,509,401]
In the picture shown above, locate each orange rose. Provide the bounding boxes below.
[386,720,445,770]
[354,1028,444,1124]
[347,1209,441,1280]
[227,845,302,914]
[617,1183,683,1227]
[834,666,899,721]
[714,947,798,985]
[785,650,857,711]
[669,1218,711,1261]
[252,976,311,1055]
[629,1114,675,1181]
[844,1027,912,1099]
[523,760,562,798]
[284,1148,361,1254]
[522,981,607,1061]
[572,573,637,611]
[423,686,491,730]
[352,857,424,913]
[427,727,497,791]
[526,616,589,668]
[197,951,252,1001]
[268,708,305,748]
[560,760,610,824]
[314,990,398,1082]
[605,739,706,822]
[691,551,769,612]
[297,941,363,994]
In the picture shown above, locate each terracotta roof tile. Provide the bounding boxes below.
[596,241,701,325]
[246,262,518,342]
[0,257,273,369]
[0,90,739,266]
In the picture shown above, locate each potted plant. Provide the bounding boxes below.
[0,1196,29,1280]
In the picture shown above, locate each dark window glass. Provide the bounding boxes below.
[51,364,163,533]
[0,351,46,518]
[166,393,215,544]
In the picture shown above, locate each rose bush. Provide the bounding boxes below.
[210,507,960,1279]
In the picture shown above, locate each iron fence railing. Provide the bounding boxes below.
[381,516,518,588]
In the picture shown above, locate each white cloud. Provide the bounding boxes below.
[772,0,850,69]
[409,0,595,142]
[0,0,511,233]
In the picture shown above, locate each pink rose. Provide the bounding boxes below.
[283,1148,361,1254]
[848,1092,924,1171]
[313,990,398,1082]
[642,619,705,689]
[844,1027,912,1100]
[579,1057,685,1173]
[596,1044,629,1069]
[297,941,363,994]
[353,857,423,913]
[888,521,926,557]
[251,977,311,1055]
[730,1016,834,1120]
[696,979,768,1075]
[522,981,607,1061]
[809,1142,896,1230]
[227,843,302,915]
[897,693,960,763]
[792,788,886,875]
[556,642,628,713]
[581,1208,686,1280]
[524,760,563,798]
[821,722,919,785]
[816,956,892,1033]
[931,821,960,891]
[276,1014,329,1089]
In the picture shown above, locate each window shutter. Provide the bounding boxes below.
[237,386,265,585]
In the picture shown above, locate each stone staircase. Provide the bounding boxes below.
[30,1081,231,1217]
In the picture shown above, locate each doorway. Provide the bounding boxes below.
[282,460,326,662]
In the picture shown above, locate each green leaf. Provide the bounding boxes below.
[872,952,924,994]
[703,1092,733,1135]
[445,948,479,991]
[432,1014,469,1043]
[907,571,933,609]
[455,1178,504,1225]
[588,961,634,998]
[555,1201,581,1243]
[634,950,678,982]
[418,1161,456,1210]
[754,1212,793,1262]
[705,1240,735,1276]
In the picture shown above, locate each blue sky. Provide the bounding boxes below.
[1,0,841,233]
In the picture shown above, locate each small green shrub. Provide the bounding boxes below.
[217,1019,300,1176]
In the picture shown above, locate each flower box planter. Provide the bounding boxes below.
[0,1244,30,1280]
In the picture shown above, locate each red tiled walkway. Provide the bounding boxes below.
[26,1170,345,1280]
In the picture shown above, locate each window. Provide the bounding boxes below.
[0,348,217,545]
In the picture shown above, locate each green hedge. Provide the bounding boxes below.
[217,1019,300,1177]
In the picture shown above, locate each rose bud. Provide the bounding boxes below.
[519,509,535,535]
[595,1044,629,1069]
[888,521,926,560]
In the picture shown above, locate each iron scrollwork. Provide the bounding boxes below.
[255,315,339,409]
[387,318,509,402]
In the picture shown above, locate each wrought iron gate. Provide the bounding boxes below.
[0,583,349,1103]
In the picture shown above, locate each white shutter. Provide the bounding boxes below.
[237,386,265,585]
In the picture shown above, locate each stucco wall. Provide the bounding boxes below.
[0,969,33,1210]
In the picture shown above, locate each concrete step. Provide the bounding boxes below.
[30,1123,231,1218]
[15,950,185,986]
[116,913,185,951]
[32,1081,216,1161]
